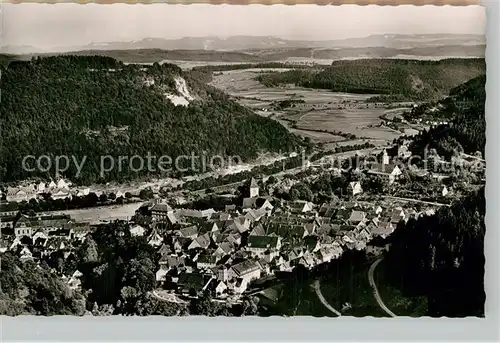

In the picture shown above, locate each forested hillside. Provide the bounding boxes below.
[385,187,485,317]
[0,252,87,315]
[257,59,485,101]
[408,74,486,158]
[0,56,300,184]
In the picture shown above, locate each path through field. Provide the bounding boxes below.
[312,280,341,317]
[368,259,396,318]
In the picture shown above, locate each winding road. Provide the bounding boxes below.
[368,259,396,317]
[312,280,341,317]
[151,290,188,304]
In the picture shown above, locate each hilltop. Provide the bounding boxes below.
[1,34,485,54]
[408,74,486,157]
[0,56,300,184]
[257,58,485,101]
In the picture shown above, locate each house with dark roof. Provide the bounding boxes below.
[179,225,199,239]
[196,253,219,269]
[371,220,395,239]
[288,201,314,214]
[228,259,261,286]
[187,233,211,250]
[247,235,281,257]
[151,202,174,222]
[14,214,71,238]
[159,254,186,269]
[177,272,212,295]
[389,209,406,224]
[366,163,403,184]
[213,241,234,258]
[318,202,338,218]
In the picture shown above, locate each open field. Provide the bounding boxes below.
[41,202,144,224]
[210,68,411,146]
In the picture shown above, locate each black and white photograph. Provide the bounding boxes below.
[0,3,487,319]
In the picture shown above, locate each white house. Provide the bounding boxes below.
[148,230,163,247]
[76,188,90,197]
[367,164,402,185]
[382,149,390,165]
[249,178,259,198]
[68,270,83,289]
[37,182,46,193]
[228,260,261,286]
[215,281,228,297]
[348,181,363,196]
[52,189,72,200]
[246,236,281,258]
[442,185,449,197]
[19,246,33,261]
[57,179,71,189]
[156,266,169,282]
[130,224,146,237]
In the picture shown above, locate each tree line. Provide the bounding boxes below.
[256,59,485,101]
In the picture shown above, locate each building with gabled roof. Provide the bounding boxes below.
[288,200,314,214]
[130,224,146,237]
[249,177,259,198]
[247,235,281,257]
[228,259,261,284]
[348,181,363,196]
[347,210,366,225]
[148,229,163,247]
[249,224,266,236]
[179,225,198,238]
[196,254,219,270]
[187,233,211,250]
[151,202,174,222]
[366,163,403,185]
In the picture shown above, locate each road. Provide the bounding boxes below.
[368,259,396,318]
[383,195,451,207]
[312,280,341,317]
[150,290,188,304]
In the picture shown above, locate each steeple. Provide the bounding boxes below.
[249,177,259,198]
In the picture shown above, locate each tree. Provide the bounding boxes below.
[242,296,259,316]
[362,175,385,194]
[139,188,154,200]
[79,237,99,263]
[99,193,108,203]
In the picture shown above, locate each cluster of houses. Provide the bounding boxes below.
[127,178,437,299]
[0,212,93,270]
[0,178,136,204]
[1,137,479,301]
[1,178,76,202]
[0,172,441,299]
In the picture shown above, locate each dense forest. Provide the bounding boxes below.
[0,56,300,185]
[385,187,485,317]
[408,74,486,158]
[0,252,87,315]
[256,59,485,101]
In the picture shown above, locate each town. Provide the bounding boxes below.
[0,138,485,311]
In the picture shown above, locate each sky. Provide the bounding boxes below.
[2,4,486,50]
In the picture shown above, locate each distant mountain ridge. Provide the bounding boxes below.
[1,34,485,54]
